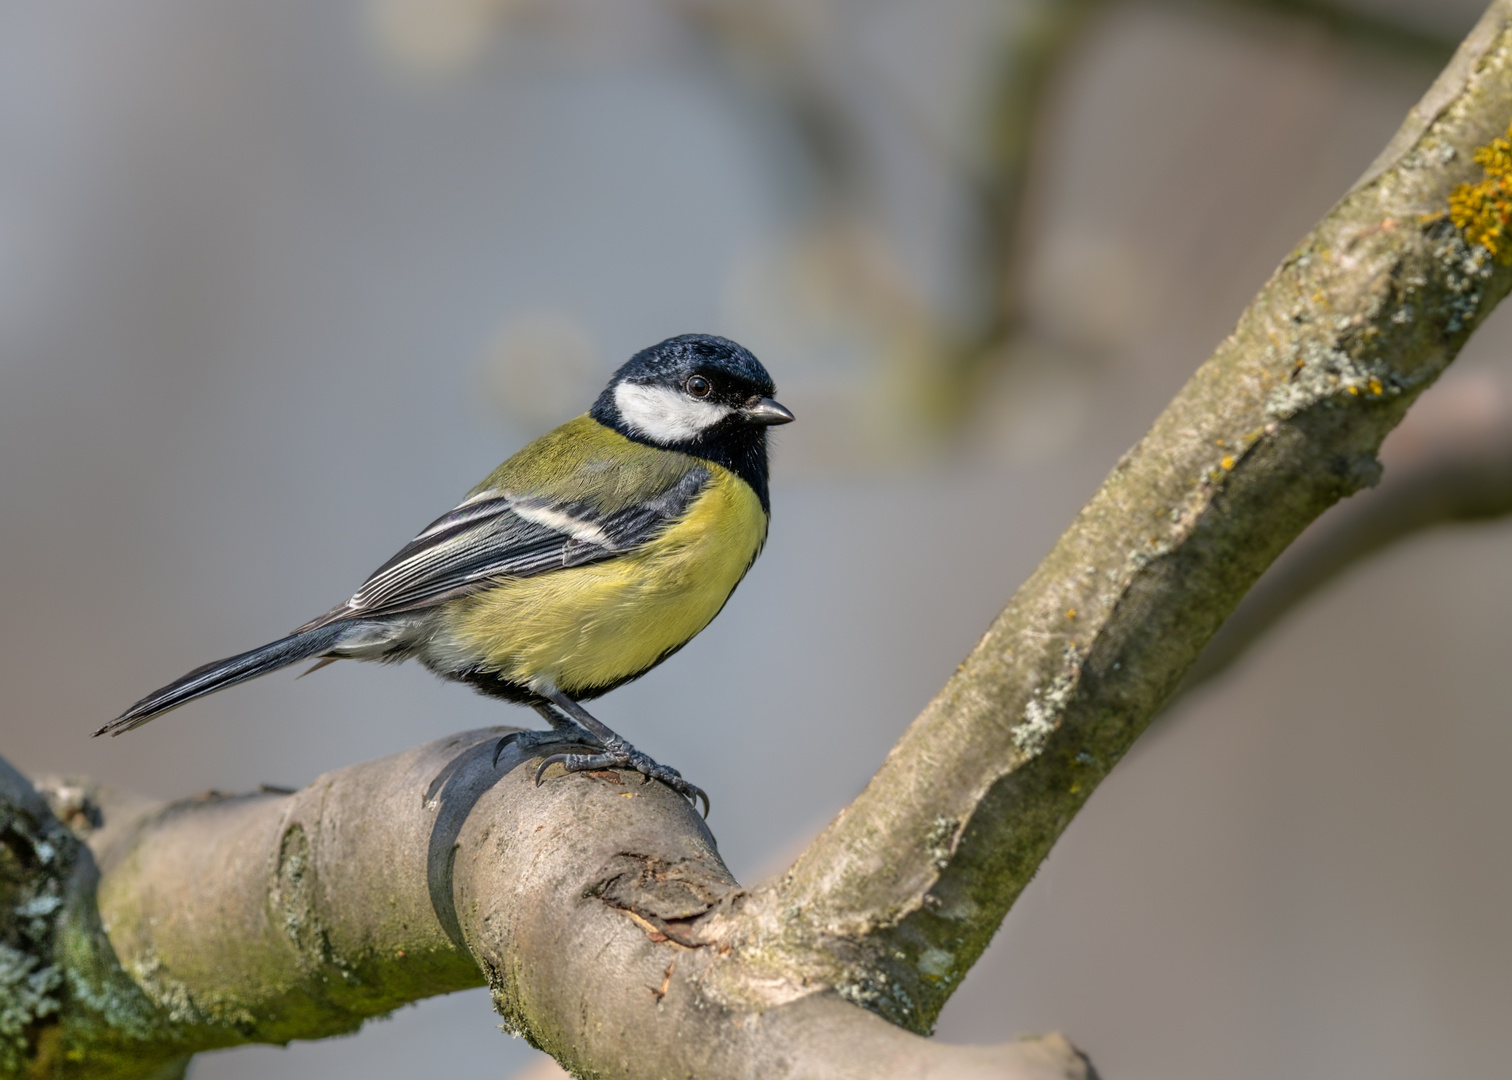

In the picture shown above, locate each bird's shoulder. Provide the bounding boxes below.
[470,414,705,511]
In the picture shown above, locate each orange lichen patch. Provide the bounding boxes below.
[1449,125,1512,262]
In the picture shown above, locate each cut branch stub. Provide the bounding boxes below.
[749,0,1512,1033]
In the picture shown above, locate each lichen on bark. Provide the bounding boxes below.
[737,0,1512,1034]
[0,771,68,1076]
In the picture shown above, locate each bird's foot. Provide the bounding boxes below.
[492,725,602,768]
[535,737,709,818]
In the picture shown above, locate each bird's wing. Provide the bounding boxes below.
[295,466,711,630]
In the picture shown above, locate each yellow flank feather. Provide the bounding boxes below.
[445,464,767,696]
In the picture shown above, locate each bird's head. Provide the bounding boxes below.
[591,334,794,450]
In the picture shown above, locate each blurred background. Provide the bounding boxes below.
[2,0,1508,1077]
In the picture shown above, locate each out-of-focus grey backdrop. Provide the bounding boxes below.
[2,0,1508,1077]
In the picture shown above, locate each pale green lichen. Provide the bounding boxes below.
[1010,645,1081,760]
[124,952,245,1029]
[1263,337,1401,420]
[917,947,954,982]
[1433,224,1494,334]
[0,942,62,1071]
[0,803,71,1076]
[923,890,979,924]
[835,965,915,1020]
[924,817,959,871]
[58,952,162,1046]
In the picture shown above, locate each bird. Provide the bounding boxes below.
[97,334,794,815]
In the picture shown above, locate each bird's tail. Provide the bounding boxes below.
[95,624,346,737]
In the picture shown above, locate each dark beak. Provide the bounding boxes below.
[742,397,795,426]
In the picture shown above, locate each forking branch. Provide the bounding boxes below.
[7,2,1512,1077]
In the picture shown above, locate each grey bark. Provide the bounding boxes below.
[1,736,1094,1079]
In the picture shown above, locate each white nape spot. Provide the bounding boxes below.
[614,381,732,444]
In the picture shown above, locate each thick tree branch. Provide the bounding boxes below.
[0,737,1093,1079]
[732,0,1512,1033]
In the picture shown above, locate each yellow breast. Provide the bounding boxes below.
[445,465,767,697]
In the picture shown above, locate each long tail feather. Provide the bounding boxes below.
[96,625,345,736]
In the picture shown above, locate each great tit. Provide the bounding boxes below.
[98,334,793,814]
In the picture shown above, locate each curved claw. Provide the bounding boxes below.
[492,732,519,769]
[531,750,709,818]
[535,753,571,786]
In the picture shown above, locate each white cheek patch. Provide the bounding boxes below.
[614,381,733,443]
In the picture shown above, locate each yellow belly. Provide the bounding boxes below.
[446,465,767,696]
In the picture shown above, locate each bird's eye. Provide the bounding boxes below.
[686,375,712,398]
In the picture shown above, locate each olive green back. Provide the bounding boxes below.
[469,415,703,511]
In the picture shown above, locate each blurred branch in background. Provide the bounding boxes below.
[942,0,1105,419]
[1220,0,1457,62]
[948,0,1463,419]
[1181,369,1512,694]
[667,0,1475,433]
[367,0,1477,457]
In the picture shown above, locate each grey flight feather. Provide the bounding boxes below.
[296,467,712,629]
[95,625,345,736]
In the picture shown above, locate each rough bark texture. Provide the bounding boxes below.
[730,0,1512,1034]
[4,4,1512,1077]
[0,735,1094,1080]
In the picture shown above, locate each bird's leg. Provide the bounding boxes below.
[533,687,709,818]
[534,701,601,739]
[492,703,603,767]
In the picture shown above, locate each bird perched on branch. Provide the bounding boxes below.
[98,334,794,815]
